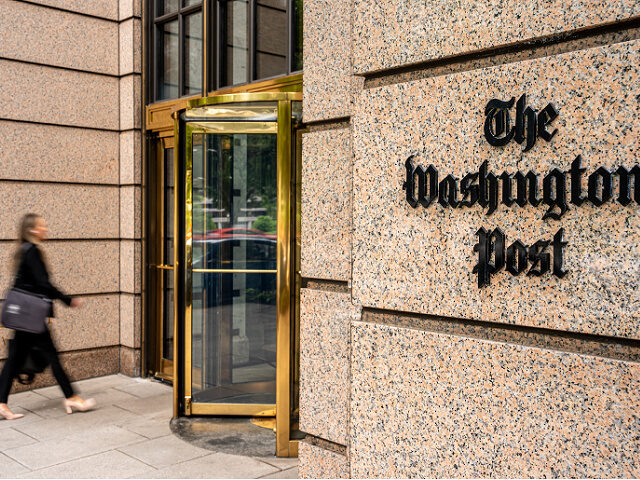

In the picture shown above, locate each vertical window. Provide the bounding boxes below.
[154,0,203,101]
[216,0,303,89]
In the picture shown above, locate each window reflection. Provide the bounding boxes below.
[184,12,203,95]
[159,20,179,100]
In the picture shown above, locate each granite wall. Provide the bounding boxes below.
[301,0,640,477]
[0,0,143,385]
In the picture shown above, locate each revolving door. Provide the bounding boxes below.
[174,93,302,456]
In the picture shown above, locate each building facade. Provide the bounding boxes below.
[1,0,639,477]
[297,0,640,477]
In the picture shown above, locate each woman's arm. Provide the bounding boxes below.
[24,246,72,306]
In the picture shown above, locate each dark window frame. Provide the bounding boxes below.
[152,0,204,101]
[149,0,302,103]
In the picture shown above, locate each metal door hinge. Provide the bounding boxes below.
[185,396,192,415]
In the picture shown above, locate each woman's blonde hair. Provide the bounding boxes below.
[13,213,41,274]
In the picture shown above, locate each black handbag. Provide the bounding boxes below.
[1,288,51,334]
[9,340,49,385]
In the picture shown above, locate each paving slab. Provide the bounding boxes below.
[118,434,211,469]
[260,467,299,479]
[3,425,145,470]
[133,452,279,479]
[13,406,140,442]
[115,379,172,399]
[18,450,156,479]
[0,451,29,478]
[256,456,300,471]
[0,407,44,431]
[114,393,172,417]
[119,413,173,440]
[0,428,38,452]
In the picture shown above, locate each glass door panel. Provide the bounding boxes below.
[190,128,278,407]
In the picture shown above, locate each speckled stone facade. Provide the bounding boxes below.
[351,322,640,478]
[301,0,640,477]
[300,289,361,445]
[0,0,143,383]
[299,441,349,479]
[301,125,353,281]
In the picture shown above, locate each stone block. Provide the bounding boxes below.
[119,0,142,20]
[120,74,142,130]
[301,127,352,281]
[119,346,141,377]
[350,322,640,478]
[119,18,142,75]
[0,240,119,295]
[29,0,119,20]
[120,129,142,185]
[352,40,640,339]
[298,441,349,479]
[0,0,118,75]
[303,0,356,122]
[120,293,141,348]
[300,289,360,445]
[352,0,640,74]
[0,120,119,184]
[120,240,142,294]
[120,185,142,239]
[0,183,119,240]
[0,60,119,130]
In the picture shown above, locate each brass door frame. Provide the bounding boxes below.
[151,136,175,381]
[176,92,301,457]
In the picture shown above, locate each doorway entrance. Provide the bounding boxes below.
[172,92,302,456]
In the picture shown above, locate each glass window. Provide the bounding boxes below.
[256,0,287,79]
[184,12,203,95]
[159,20,179,100]
[153,0,203,102]
[222,0,250,86]
[150,0,302,101]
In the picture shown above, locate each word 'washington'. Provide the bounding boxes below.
[403,156,640,220]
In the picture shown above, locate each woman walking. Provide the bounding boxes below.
[0,214,95,420]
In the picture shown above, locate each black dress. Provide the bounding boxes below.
[0,242,75,402]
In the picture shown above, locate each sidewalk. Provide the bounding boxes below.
[0,375,298,479]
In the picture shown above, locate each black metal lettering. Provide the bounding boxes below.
[460,173,479,207]
[402,156,419,208]
[420,165,439,207]
[438,175,459,208]
[538,103,559,142]
[473,227,506,288]
[506,240,528,275]
[500,172,515,207]
[616,165,640,206]
[484,98,515,147]
[552,228,568,278]
[514,94,537,152]
[527,240,551,276]
[569,155,587,206]
[542,168,568,220]
[478,161,499,215]
[588,166,612,206]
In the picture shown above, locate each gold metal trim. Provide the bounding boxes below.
[156,265,174,270]
[191,404,276,416]
[275,99,292,457]
[188,92,301,109]
[192,269,277,274]
[172,112,181,418]
[187,122,277,134]
[210,73,303,96]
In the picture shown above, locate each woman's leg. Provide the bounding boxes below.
[0,331,31,403]
[37,330,74,399]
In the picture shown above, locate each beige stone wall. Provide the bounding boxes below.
[301,0,640,477]
[0,0,143,381]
